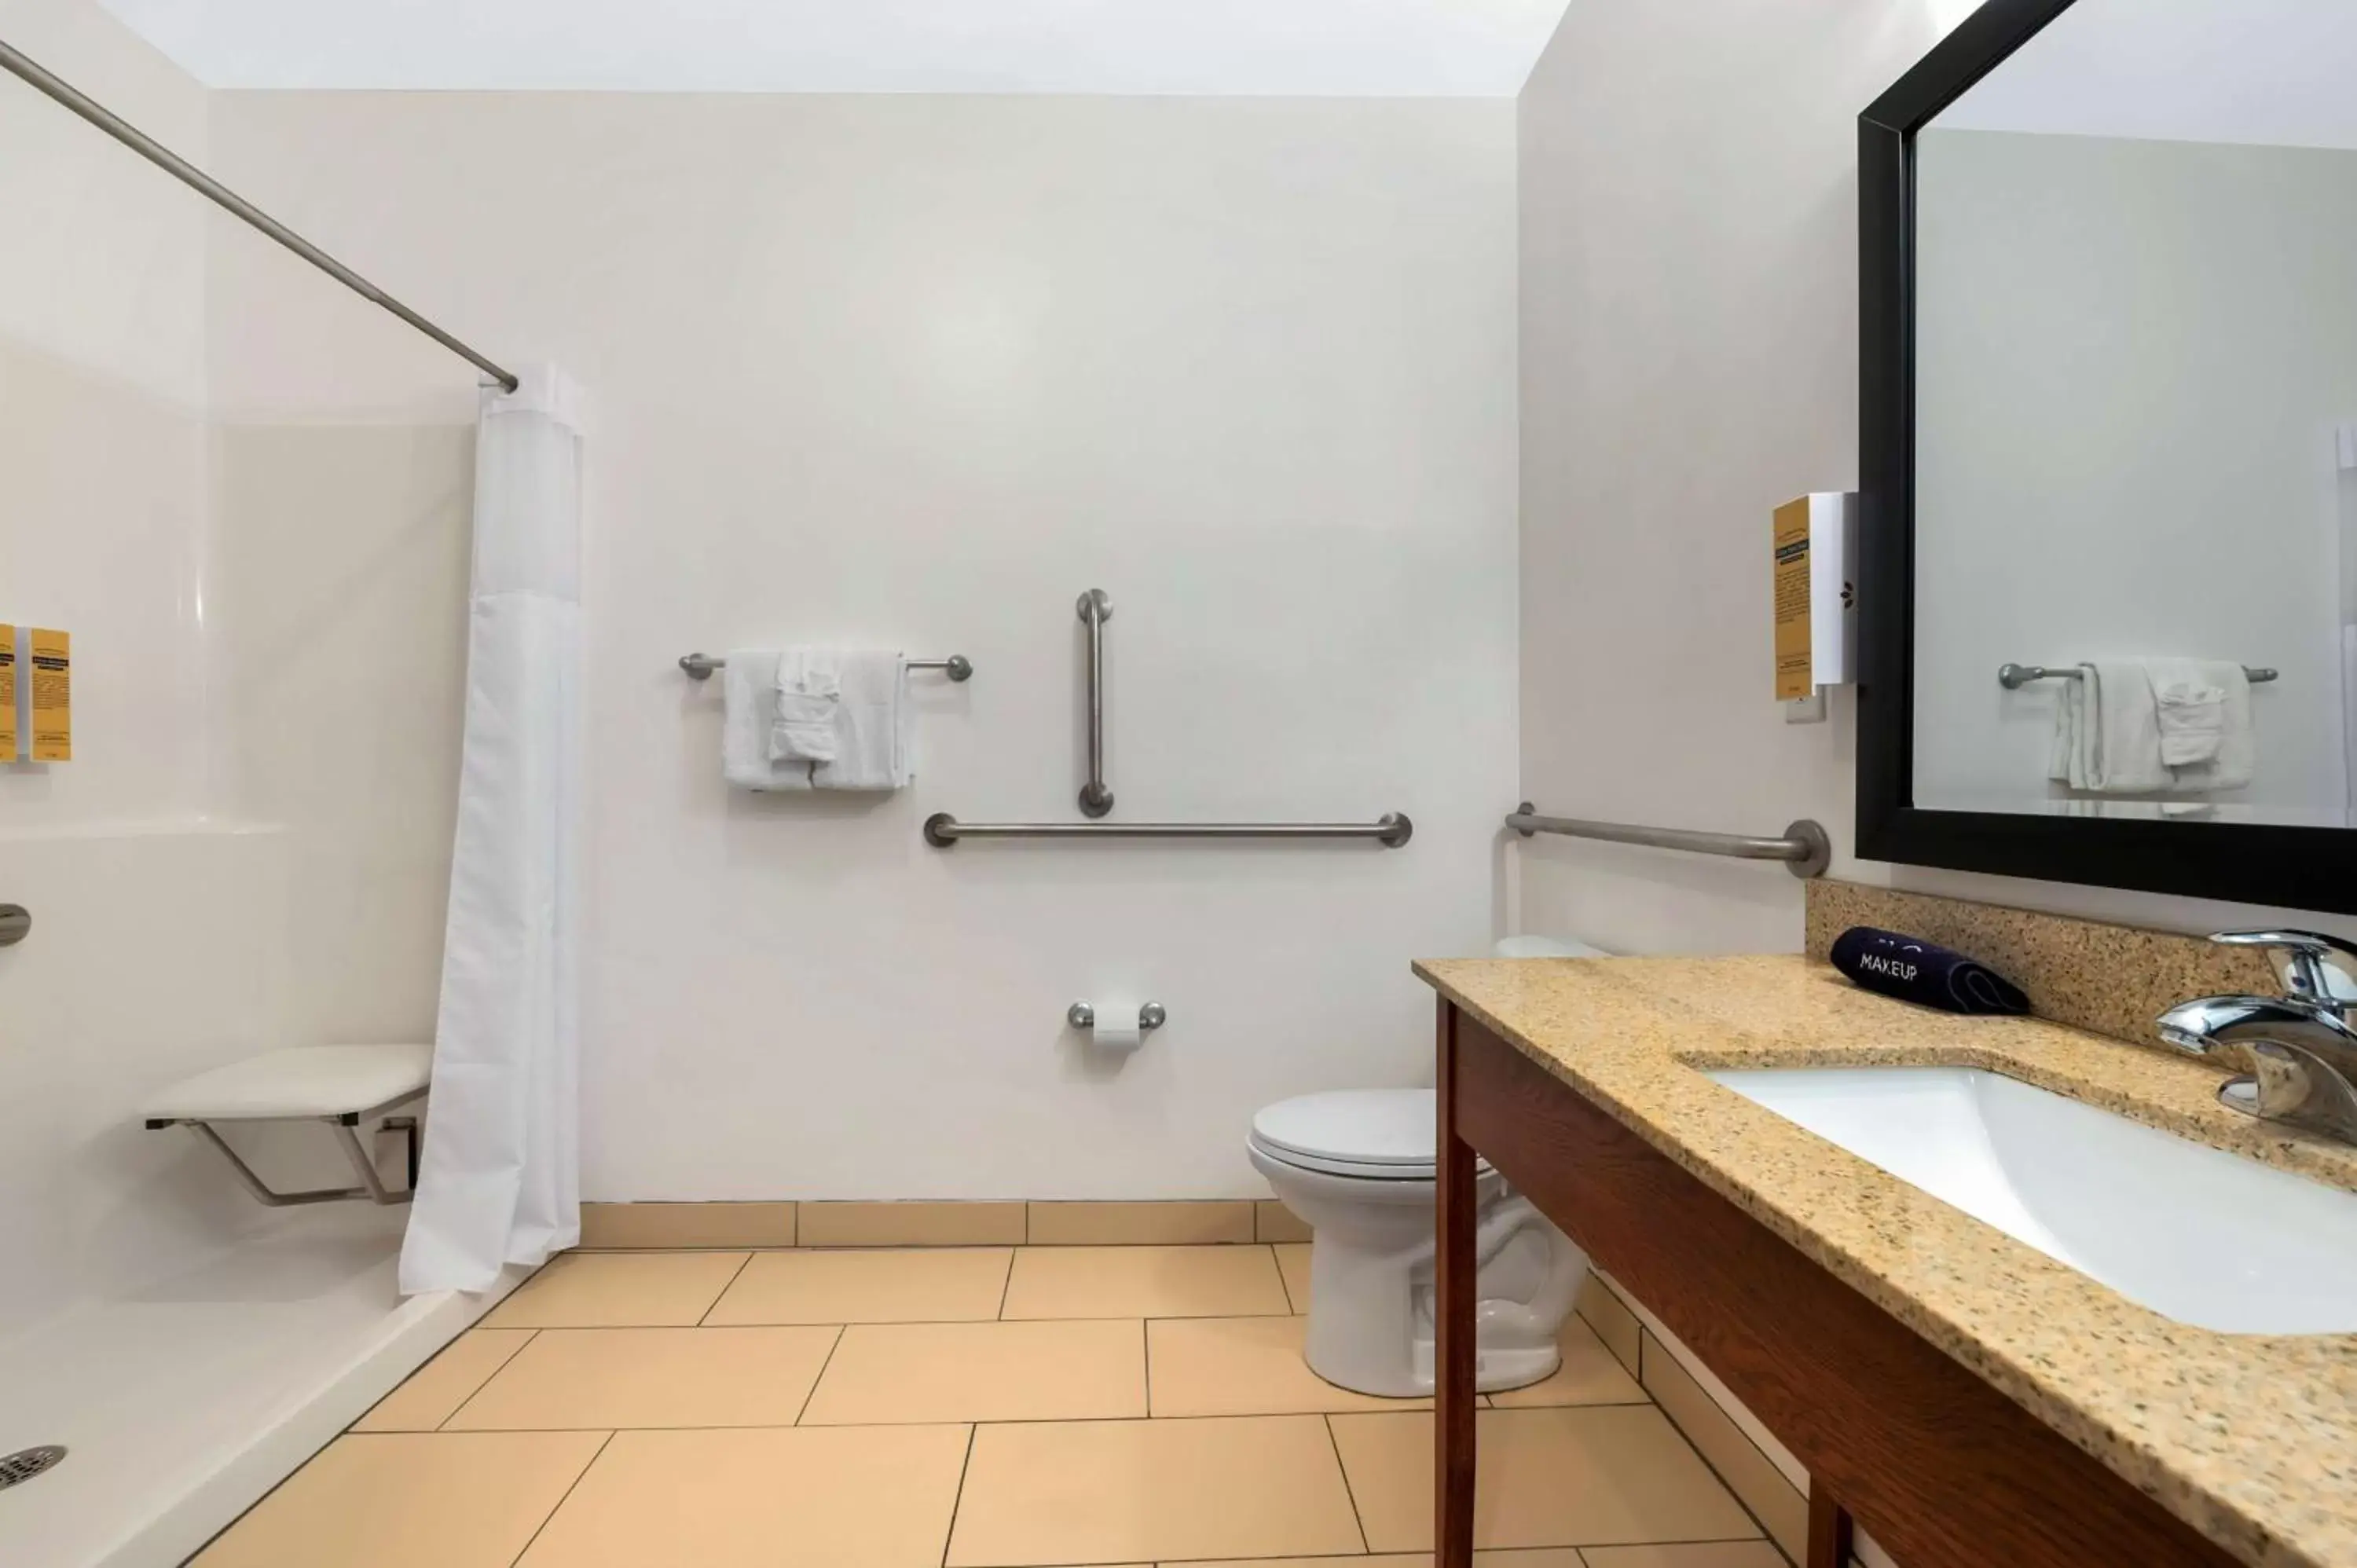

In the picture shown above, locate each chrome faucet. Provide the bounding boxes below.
[2157,930,2357,1143]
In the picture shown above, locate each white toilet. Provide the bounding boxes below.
[1248,1088,1586,1397]
[1247,933,1602,1398]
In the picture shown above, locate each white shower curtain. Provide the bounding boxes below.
[400,366,585,1295]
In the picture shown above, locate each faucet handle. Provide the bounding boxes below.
[2209,930,2357,1009]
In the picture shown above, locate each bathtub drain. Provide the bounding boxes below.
[0,1445,65,1490]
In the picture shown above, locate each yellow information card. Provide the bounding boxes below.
[1772,498,1813,700]
[29,628,70,762]
[0,625,16,760]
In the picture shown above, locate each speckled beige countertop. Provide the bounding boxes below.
[1414,954,2357,1568]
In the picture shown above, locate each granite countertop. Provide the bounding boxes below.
[1413,953,2357,1568]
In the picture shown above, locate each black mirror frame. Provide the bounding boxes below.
[1856,0,2353,914]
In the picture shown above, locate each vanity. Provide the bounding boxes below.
[1420,954,2357,1568]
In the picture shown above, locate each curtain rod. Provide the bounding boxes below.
[0,36,519,394]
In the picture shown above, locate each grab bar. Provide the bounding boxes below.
[926,813,1413,848]
[1077,589,1113,817]
[1999,662,2276,689]
[678,653,972,682]
[1506,802,1830,879]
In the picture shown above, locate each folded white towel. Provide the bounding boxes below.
[2164,663,2253,792]
[770,650,841,764]
[2148,658,2227,768]
[2048,661,2170,793]
[722,651,812,791]
[810,651,911,791]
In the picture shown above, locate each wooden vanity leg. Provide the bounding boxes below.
[1435,1001,1477,1568]
[1809,1486,1856,1568]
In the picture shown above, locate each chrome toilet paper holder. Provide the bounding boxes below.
[1068,1001,1168,1031]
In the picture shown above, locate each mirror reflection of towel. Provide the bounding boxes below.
[2047,659,2253,794]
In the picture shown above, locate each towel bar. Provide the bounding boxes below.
[679,652,972,682]
[1998,662,2277,690]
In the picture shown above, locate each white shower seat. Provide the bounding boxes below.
[141,1044,432,1207]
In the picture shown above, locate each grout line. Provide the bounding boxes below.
[791,1324,848,1427]
[1637,1332,1791,1560]
[695,1251,758,1327]
[505,1429,616,1566]
[942,1422,980,1568]
[1320,1412,1372,1554]
[1142,1317,1155,1417]
[434,1327,540,1433]
[995,1247,1017,1320]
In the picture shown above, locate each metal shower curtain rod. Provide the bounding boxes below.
[0,37,520,394]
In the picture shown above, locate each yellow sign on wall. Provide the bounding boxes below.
[1772,498,1813,700]
[29,628,70,763]
[0,625,16,760]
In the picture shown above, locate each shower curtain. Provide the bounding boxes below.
[400,367,585,1295]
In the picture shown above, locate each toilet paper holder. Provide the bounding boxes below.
[1068,1001,1168,1032]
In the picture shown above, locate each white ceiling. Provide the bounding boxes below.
[1937,0,2357,152]
[91,0,1572,95]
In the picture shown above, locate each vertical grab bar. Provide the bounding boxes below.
[1078,589,1114,817]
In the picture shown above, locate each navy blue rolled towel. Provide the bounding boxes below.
[1829,927,2029,1016]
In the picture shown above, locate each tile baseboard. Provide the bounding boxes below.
[577,1200,1291,1250]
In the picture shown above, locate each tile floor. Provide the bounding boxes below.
[192,1244,1791,1568]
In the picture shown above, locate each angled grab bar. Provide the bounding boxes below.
[1506,802,1830,878]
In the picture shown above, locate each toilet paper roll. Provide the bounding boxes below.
[1090,1002,1146,1051]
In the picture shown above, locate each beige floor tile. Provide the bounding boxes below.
[947,1414,1363,1565]
[579,1201,797,1248]
[1255,1198,1314,1243]
[192,1431,607,1568]
[1582,1544,1791,1568]
[797,1200,1027,1247]
[1275,1240,1313,1311]
[1328,1405,1761,1552]
[703,1247,1012,1324]
[518,1423,969,1567]
[444,1325,839,1429]
[1640,1331,1808,1563]
[353,1328,537,1431]
[1178,1546,1584,1555]
[802,1318,1146,1424]
[1487,1316,1648,1408]
[1003,1244,1290,1319]
[1028,1200,1255,1245]
[482,1250,750,1328]
[1148,1314,1430,1416]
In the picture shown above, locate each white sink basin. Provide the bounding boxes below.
[1708,1065,2357,1335]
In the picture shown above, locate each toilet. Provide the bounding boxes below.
[1248,933,1602,1398]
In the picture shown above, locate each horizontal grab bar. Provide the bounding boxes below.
[1999,662,2276,689]
[1506,802,1830,879]
[925,813,1412,848]
[679,652,973,682]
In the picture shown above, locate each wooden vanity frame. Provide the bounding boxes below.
[1432,1002,2241,1568]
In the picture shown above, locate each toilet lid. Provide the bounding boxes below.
[1251,1089,1444,1175]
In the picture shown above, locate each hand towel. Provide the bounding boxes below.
[1831,927,2030,1016]
[2165,663,2254,791]
[721,651,812,791]
[810,651,911,791]
[2147,658,2228,768]
[769,650,841,764]
[2047,661,2169,793]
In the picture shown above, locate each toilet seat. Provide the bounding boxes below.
[1248,1090,1491,1181]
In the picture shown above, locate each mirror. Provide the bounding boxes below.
[1858,0,2357,910]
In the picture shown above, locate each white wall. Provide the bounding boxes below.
[1514,0,2357,957]
[1913,129,2357,822]
[205,92,1522,1200]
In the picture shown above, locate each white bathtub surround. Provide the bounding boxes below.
[401,366,585,1293]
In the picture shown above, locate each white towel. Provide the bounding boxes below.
[722,651,812,791]
[810,651,911,791]
[769,650,841,764]
[2164,663,2253,792]
[2148,658,2227,768]
[2048,661,2169,793]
